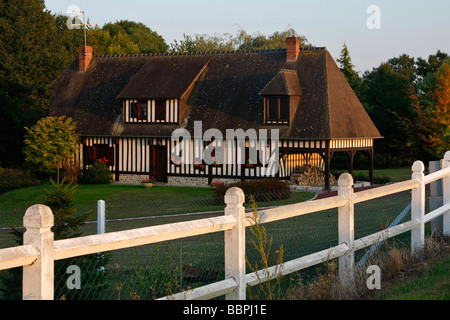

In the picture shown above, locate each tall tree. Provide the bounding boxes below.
[0,0,66,166]
[102,20,169,53]
[403,62,450,160]
[170,28,308,53]
[416,50,449,80]
[337,42,361,95]
[360,60,416,167]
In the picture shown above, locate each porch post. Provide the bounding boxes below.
[324,140,331,191]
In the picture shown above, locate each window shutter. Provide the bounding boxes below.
[85,146,95,165]
[130,102,139,119]
[279,97,289,120]
[155,99,166,121]
[106,147,115,166]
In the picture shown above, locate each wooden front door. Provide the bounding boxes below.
[152,145,167,182]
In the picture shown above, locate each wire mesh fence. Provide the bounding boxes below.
[0,188,427,300]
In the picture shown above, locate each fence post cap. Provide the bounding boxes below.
[412,160,425,173]
[338,173,353,187]
[444,151,450,162]
[23,204,54,229]
[224,187,245,205]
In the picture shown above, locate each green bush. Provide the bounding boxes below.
[212,178,291,203]
[80,160,113,185]
[0,167,40,193]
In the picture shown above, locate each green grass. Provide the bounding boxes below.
[0,183,315,228]
[336,167,412,183]
[355,167,412,182]
[0,183,212,211]
[374,256,450,300]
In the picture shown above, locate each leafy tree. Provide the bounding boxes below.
[403,62,450,160]
[103,20,169,53]
[416,50,449,80]
[23,116,80,180]
[360,60,415,167]
[170,27,308,53]
[0,0,68,166]
[337,42,361,95]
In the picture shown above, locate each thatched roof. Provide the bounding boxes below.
[49,47,381,140]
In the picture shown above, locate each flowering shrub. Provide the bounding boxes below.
[210,179,224,187]
[140,177,157,183]
[80,159,112,184]
[98,157,109,164]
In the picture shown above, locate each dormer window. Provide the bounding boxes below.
[130,100,148,121]
[267,96,290,123]
[259,69,303,126]
[123,98,179,123]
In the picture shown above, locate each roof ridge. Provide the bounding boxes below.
[93,46,326,58]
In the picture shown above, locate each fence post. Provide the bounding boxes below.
[338,173,354,285]
[97,200,105,234]
[224,187,246,300]
[443,151,450,236]
[22,204,54,300]
[411,161,425,253]
[429,159,444,235]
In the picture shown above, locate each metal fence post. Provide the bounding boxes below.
[97,200,105,234]
[224,187,246,300]
[411,161,425,253]
[338,173,355,285]
[443,151,450,236]
[22,204,54,300]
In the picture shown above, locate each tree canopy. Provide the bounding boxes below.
[23,116,80,178]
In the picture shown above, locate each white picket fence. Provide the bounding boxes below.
[0,152,449,300]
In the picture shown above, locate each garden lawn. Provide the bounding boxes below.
[354,167,412,182]
[0,183,315,229]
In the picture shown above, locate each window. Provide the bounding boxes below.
[130,100,147,120]
[244,146,262,167]
[85,144,114,166]
[266,96,290,123]
[155,99,166,121]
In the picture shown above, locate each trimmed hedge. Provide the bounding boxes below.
[212,178,291,203]
[0,167,41,193]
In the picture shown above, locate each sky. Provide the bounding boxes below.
[44,0,450,74]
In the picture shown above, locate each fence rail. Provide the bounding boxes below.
[0,152,449,300]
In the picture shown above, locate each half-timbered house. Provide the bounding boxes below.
[49,37,381,189]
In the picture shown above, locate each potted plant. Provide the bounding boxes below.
[194,161,206,171]
[140,177,157,188]
[245,159,254,168]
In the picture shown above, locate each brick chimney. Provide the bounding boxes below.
[79,46,93,72]
[286,37,300,62]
